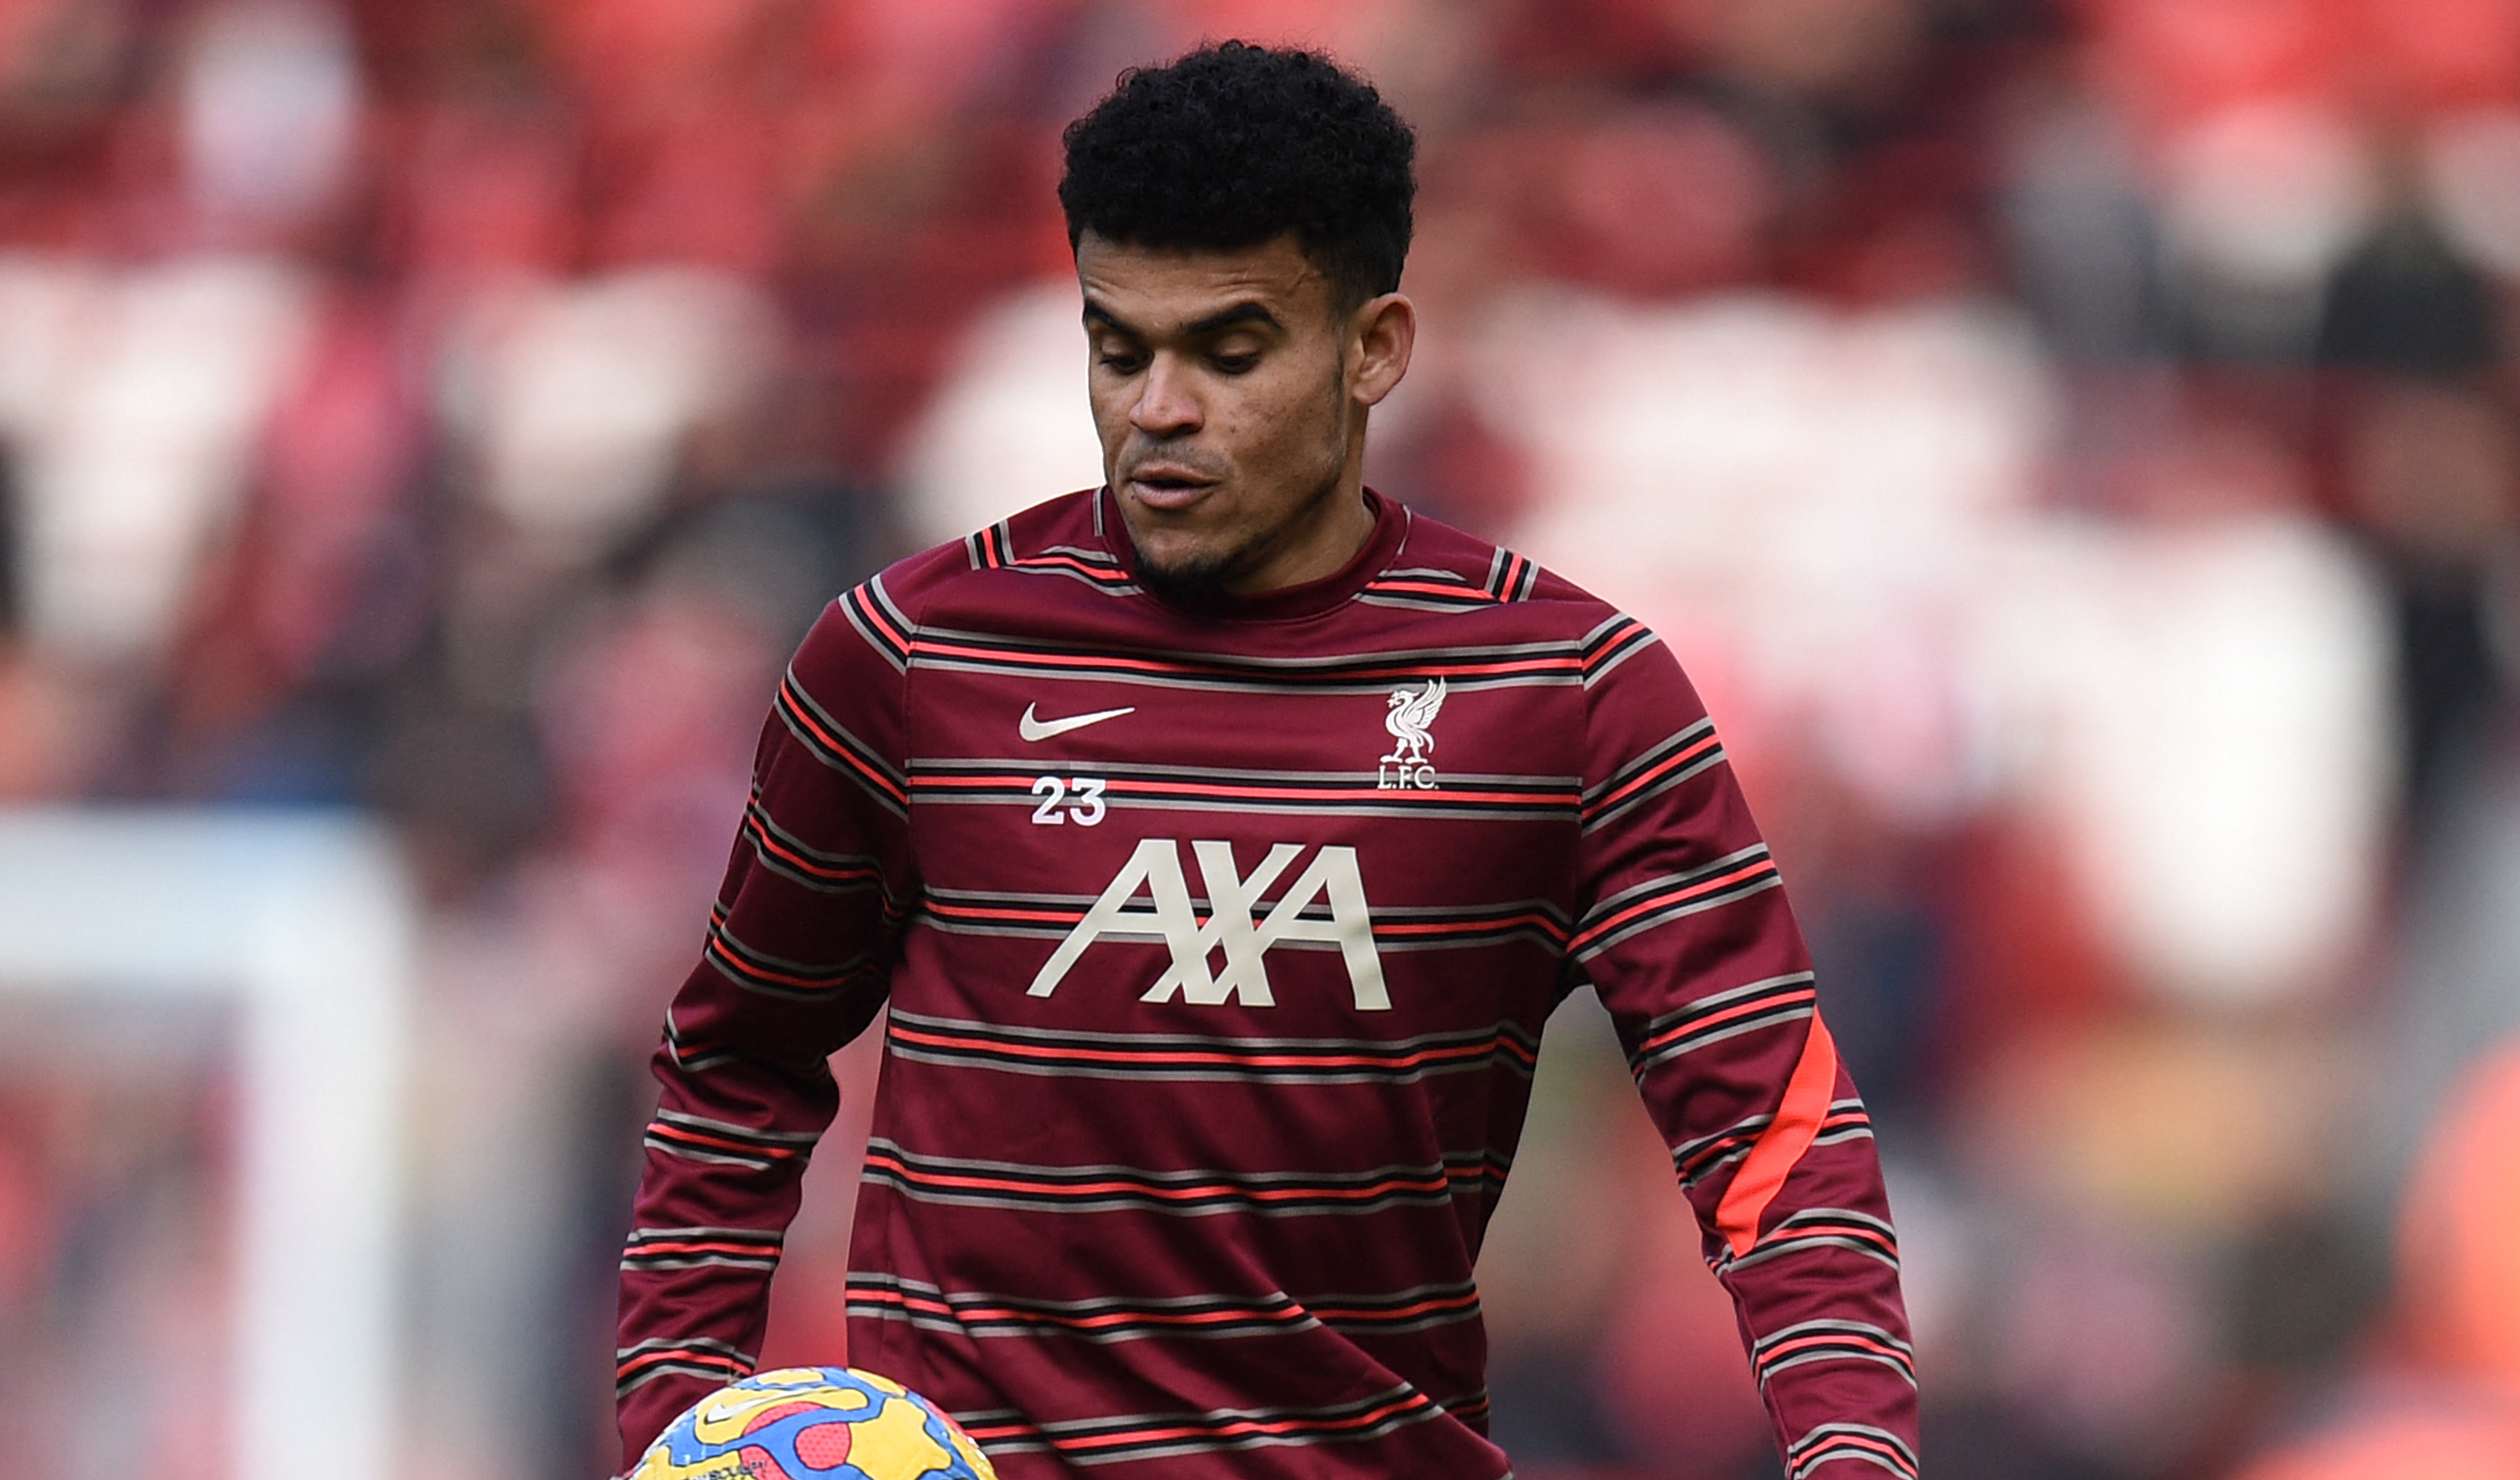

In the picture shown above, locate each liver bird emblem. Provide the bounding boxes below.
[1381,677,1447,767]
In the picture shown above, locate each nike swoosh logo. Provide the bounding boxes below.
[1019,703,1136,742]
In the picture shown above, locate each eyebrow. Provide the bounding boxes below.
[1082,298,1284,340]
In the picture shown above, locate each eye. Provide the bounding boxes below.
[1096,351,1146,374]
[1210,352,1259,375]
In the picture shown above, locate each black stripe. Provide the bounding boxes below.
[839,582,912,665]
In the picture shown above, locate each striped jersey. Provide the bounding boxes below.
[615,487,1918,1479]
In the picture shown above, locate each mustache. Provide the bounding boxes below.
[1119,447,1228,481]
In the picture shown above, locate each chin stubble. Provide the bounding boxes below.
[1133,365,1354,606]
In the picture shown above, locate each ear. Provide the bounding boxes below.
[1347,292,1416,408]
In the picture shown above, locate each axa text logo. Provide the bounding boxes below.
[1027,838,1389,1009]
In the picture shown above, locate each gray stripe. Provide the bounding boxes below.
[1358,595,1491,614]
[619,1253,780,1272]
[616,1360,747,1396]
[850,1273,1295,1313]
[910,916,1557,954]
[1060,1403,1448,1465]
[1582,629,1659,688]
[887,1008,1532,1055]
[864,573,914,634]
[782,667,906,788]
[1041,544,1120,564]
[852,1303,1322,1345]
[1579,612,1633,647]
[1760,1349,1917,1388]
[701,950,875,1002]
[1582,751,1728,832]
[1003,562,1143,596]
[1583,718,1717,803]
[915,792,1572,822]
[1724,1235,1901,1274]
[1754,1317,1915,1356]
[922,885,1568,925]
[915,658,1580,694]
[653,1110,819,1146]
[616,1335,756,1360]
[1673,1113,1772,1164]
[1681,1147,1752,1186]
[1582,844,1770,923]
[626,1224,786,1244]
[952,1384,1481,1438]
[1792,1450,1913,1480]
[918,758,1581,787]
[858,1181,1472,1219]
[886,1043,1518,1086]
[1576,875,1783,961]
[839,594,908,673]
[703,930,872,981]
[1379,565,1471,581]
[958,1383,1460,1458]
[1634,1006,1815,1070]
[1636,972,1818,1037]
[1791,1421,1919,1465]
[644,1138,774,1170]
[1778,1206,1898,1237]
[915,625,1584,669]
[866,1141,1488,1185]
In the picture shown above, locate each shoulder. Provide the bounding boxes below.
[1380,502,1662,684]
[795,488,1111,677]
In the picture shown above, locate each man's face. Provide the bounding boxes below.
[1077,231,1358,596]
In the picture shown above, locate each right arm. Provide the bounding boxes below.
[613,579,917,1467]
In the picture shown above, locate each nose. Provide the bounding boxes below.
[1128,354,1203,439]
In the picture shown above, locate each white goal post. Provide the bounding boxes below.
[0,810,414,1480]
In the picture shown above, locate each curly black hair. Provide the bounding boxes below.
[1058,40,1417,312]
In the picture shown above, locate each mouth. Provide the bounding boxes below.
[1124,466,1218,511]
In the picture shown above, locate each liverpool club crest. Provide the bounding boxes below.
[1378,677,1446,791]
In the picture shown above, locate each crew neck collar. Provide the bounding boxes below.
[1098,484,1406,622]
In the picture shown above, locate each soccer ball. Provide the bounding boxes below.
[631,1366,999,1480]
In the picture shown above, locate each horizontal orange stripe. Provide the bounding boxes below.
[848,587,910,652]
[706,937,859,991]
[1035,1392,1433,1453]
[1375,912,1567,941]
[852,1287,1303,1330]
[744,816,876,882]
[911,773,1574,806]
[617,1348,750,1376]
[777,682,905,801]
[1310,1292,1480,1322]
[922,899,1083,924]
[1760,1222,1896,1250]
[649,1122,801,1159]
[1571,860,1778,950]
[921,896,1561,950]
[889,1022,1517,1072]
[866,1154,1469,1203]
[1805,1435,1918,1476]
[1635,989,1816,1056]
[626,1238,782,1257]
[908,638,1581,682]
[1367,580,1492,600]
[1590,734,1722,812]
[1016,554,1129,581]
[1759,1332,1912,1367]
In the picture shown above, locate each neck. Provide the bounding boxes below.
[1223,465,1377,596]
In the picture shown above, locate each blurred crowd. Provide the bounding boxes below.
[3,0,2519,1476]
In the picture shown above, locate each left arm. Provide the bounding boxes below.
[1571,619,1920,1479]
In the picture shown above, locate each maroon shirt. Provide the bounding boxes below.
[616,488,1918,1479]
